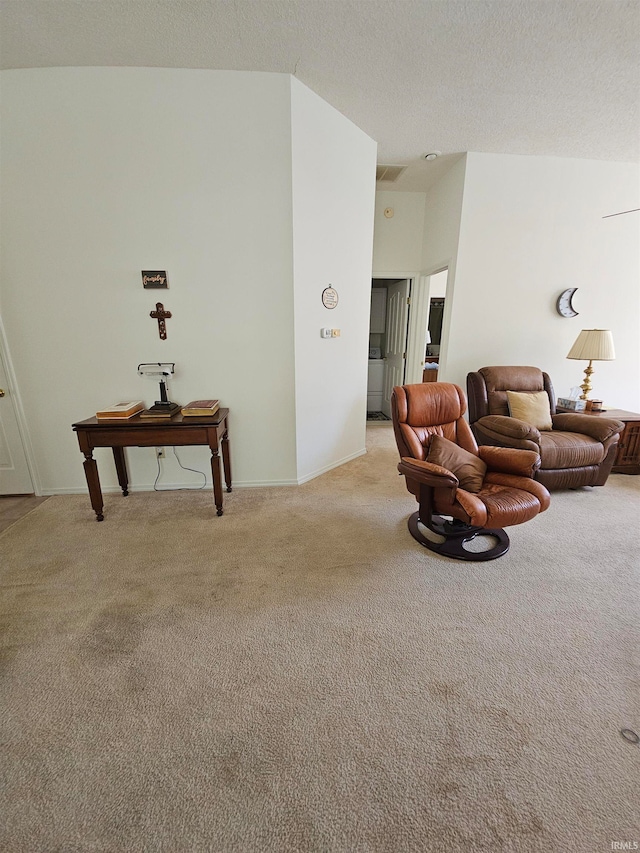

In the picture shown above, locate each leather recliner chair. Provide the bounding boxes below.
[467,366,624,490]
[392,382,550,561]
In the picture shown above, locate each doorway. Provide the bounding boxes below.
[367,277,411,420]
[0,324,35,495]
[425,268,448,346]
[427,299,445,350]
[421,268,448,383]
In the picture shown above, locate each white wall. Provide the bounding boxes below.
[446,153,640,410]
[0,67,376,495]
[372,152,638,413]
[372,191,426,273]
[421,157,468,277]
[428,270,448,299]
[420,156,467,381]
[290,78,377,482]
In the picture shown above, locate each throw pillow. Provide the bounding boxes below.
[506,390,553,430]
[427,434,487,493]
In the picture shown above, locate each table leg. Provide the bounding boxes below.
[83,451,104,521]
[211,448,224,516]
[221,430,232,492]
[112,447,129,496]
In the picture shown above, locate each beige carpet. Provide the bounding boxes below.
[1,424,639,852]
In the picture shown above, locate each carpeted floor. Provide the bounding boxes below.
[1,424,639,852]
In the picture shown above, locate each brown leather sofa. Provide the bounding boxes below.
[467,366,624,490]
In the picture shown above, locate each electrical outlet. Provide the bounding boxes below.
[156,447,165,458]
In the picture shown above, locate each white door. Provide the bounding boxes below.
[381,279,410,418]
[0,346,34,495]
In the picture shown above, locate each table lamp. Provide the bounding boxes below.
[566,329,615,400]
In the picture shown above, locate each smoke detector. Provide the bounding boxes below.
[423,151,441,161]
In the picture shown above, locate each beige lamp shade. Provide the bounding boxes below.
[567,329,615,361]
[566,329,615,400]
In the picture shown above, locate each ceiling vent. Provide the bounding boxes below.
[376,164,407,182]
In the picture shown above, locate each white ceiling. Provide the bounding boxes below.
[1,0,638,192]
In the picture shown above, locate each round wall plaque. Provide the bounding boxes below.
[322,286,339,309]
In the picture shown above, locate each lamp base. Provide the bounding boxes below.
[578,360,594,400]
[147,401,180,414]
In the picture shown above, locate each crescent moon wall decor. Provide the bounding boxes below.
[556,288,579,318]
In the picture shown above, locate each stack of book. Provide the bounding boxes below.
[139,402,181,418]
[96,401,144,420]
[181,399,220,417]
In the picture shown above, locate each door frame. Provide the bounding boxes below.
[371,265,456,408]
[380,278,411,418]
[0,315,40,495]
[372,269,428,386]
[402,263,453,385]
[371,269,418,386]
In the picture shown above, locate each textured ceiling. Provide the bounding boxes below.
[1,0,639,192]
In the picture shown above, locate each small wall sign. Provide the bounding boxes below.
[322,286,339,309]
[142,271,169,289]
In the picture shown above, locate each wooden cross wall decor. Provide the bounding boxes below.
[150,302,172,340]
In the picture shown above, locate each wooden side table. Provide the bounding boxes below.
[72,408,231,520]
[556,407,640,474]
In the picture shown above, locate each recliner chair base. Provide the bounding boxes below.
[408,511,510,562]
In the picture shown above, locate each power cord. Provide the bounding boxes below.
[153,447,207,491]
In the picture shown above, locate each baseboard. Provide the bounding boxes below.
[41,479,301,496]
[41,453,367,496]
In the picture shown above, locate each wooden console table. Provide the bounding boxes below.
[72,409,231,520]
[556,406,640,474]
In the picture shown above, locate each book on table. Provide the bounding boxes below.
[96,401,145,419]
[181,399,220,416]
[139,401,182,418]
